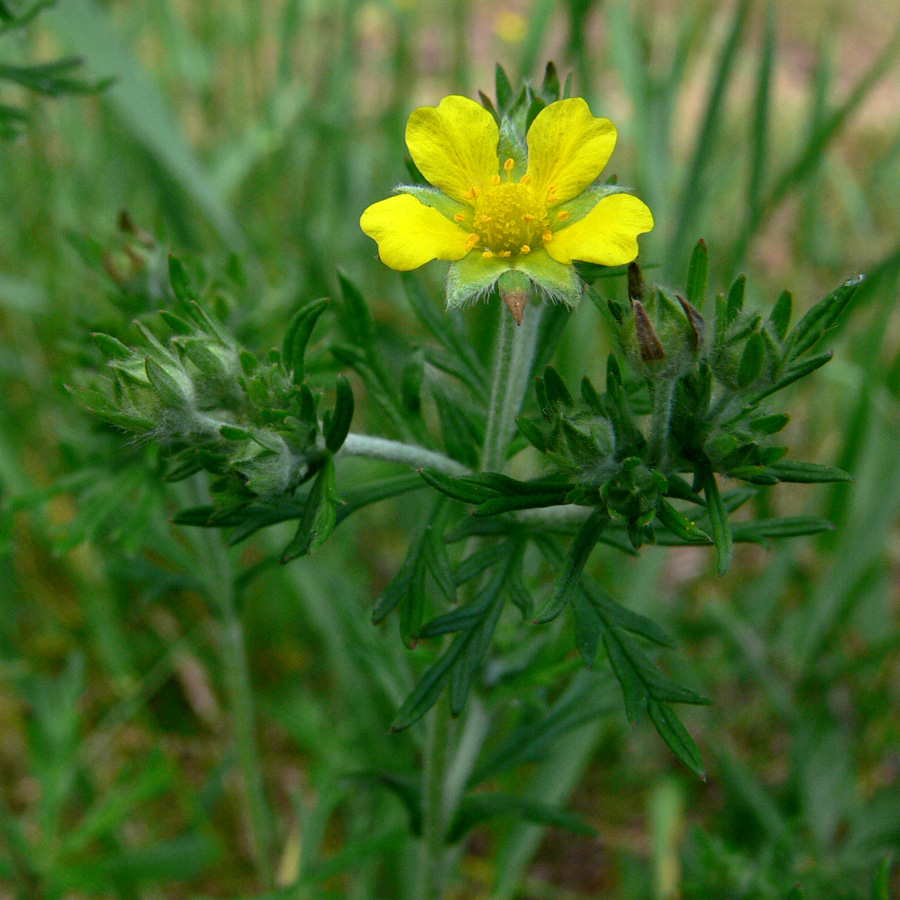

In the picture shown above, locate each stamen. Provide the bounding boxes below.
[492,174,502,186]
[498,250,512,257]
[520,173,532,184]
[465,233,480,250]
[557,210,570,221]
[504,158,515,171]
[523,213,534,222]
[482,250,494,258]
[542,230,553,242]
[520,245,531,254]
[471,186,478,198]
[462,190,472,200]
[454,213,466,222]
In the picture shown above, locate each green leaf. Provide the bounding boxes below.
[871,858,891,900]
[767,289,793,341]
[725,273,746,327]
[686,239,708,310]
[418,468,496,504]
[737,330,765,387]
[280,456,337,562]
[750,351,832,402]
[324,375,354,453]
[786,274,864,359]
[702,469,733,575]
[390,638,467,731]
[283,297,329,384]
[647,700,705,779]
[534,510,609,624]
[656,499,711,544]
[731,516,834,541]
[765,460,853,484]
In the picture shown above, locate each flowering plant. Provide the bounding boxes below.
[361,87,653,321]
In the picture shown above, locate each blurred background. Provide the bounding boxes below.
[1,0,899,897]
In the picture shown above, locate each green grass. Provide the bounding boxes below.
[1,1,899,898]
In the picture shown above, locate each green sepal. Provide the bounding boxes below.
[145,356,189,407]
[498,116,527,179]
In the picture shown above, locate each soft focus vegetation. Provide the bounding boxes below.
[1,1,899,898]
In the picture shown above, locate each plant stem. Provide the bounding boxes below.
[416,300,545,900]
[190,482,274,889]
[417,696,451,900]
[340,433,470,475]
[482,302,545,473]
[647,377,677,467]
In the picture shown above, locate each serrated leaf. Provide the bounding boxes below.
[648,700,705,779]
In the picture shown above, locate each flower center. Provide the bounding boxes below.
[472,179,550,258]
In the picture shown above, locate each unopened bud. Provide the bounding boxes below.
[633,301,665,362]
[677,295,705,351]
[628,261,646,303]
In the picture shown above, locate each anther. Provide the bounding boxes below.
[523,213,534,222]
[454,213,466,222]
[462,190,472,200]
[504,158,515,171]
[542,230,553,242]
[520,173,532,184]
[482,250,494,258]
[492,174,502,186]
[520,245,531,254]
[498,250,512,257]
[557,210,570,221]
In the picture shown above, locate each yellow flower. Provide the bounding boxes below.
[360,94,654,310]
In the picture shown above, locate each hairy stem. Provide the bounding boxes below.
[482,302,545,473]
[340,433,470,475]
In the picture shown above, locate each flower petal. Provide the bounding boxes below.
[525,98,617,204]
[360,194,471,271]
[406,96,500,203]
[546,193,654,266]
